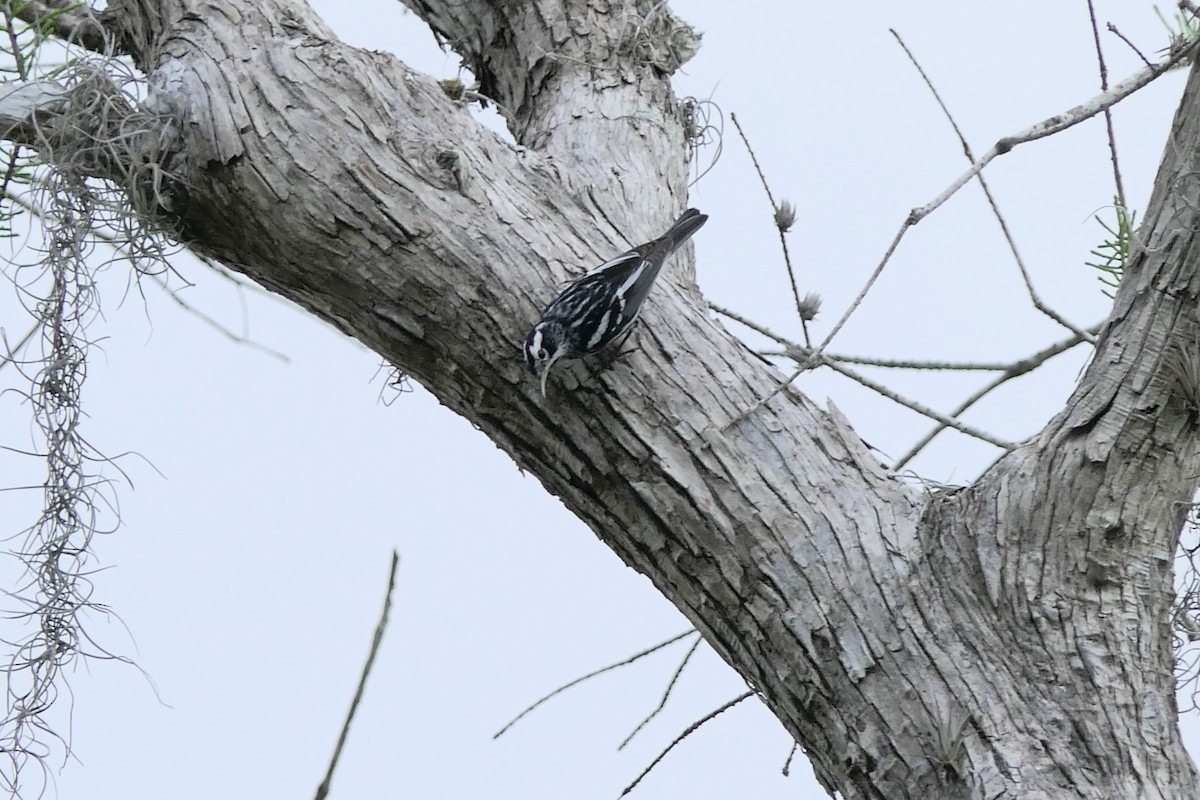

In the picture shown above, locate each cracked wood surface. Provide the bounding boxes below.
[8,0,1200,796]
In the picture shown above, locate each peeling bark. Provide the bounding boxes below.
[8,0,1200,796]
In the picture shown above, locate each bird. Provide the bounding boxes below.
[524,208,707,397]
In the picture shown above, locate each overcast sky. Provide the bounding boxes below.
[0,2,1195,799]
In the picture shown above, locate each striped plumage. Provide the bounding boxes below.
[524,209,708,396]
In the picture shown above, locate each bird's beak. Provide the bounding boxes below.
[538,351,563,398]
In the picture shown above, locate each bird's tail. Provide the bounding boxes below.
[655,208,708,254]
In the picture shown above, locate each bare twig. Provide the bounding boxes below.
[722,217,911,427]
[4,4,30,82]
[494,629,697,739]
[721,361,804,428]
[730,112,777,210]
[803,348,1016,452]
[712,302,1091,458]
[724,33,1184,426]
[892,323,1101,469]
[1106,23,1153,68]
[910,42,1190,225]
[0,323,38,374]
[729,113,809,345]
[144,269,291,362]
[716,302,1023,371]
[1086,2,1128,209]
[719,208,988,430]
[5,190,290,361]
[890,29,1095,343]
[618,633,703,750]
[758,350,1015,371]
[782,741,799,776]
[197,253,289,302]
[315,550,401,800]
[619,691,754,797]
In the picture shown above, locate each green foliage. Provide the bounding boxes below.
[0,151,34,238]
[1156,3,1200,57]
[0,0,81,238]
[0,3,40,237]
[1085,198,1135,298]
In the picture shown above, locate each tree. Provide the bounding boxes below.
[1,0,1199,798]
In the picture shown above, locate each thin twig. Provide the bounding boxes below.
[729,113,809,346]
[890,29,1095,343]
[892,323,1101,469]
[758,350,1013,371]
[1087,2,1128,209]
[782,741,800,776]
[5,189,290,361]
[910,42,1190,225]
[198,252,288,302]
[722,361,803,428]
[144,269,291,362]
[722,46,1184,425]
[715,302,1022,371]
[723,220,910,428]
[729,112,776,208]
[619,691,754,798]
[0,323,39,374]
[712,301,1091,457]
[315,550,401,800]
[5,4,30,82]
[494,629,697,739]
[1106,23,1153,68]
[618,633,703,750]
[808,349,1016,451]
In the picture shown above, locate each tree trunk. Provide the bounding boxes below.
[7,0,1200,796]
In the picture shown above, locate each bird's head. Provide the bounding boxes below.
[524,321,567,397]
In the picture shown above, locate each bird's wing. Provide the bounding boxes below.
[583,250,641,277]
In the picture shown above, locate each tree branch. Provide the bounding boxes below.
[912,39,1194,223]
[619,691,754,798]
[618,634,704,750]
[11,0,1200,796]
[891,29,1095,341]
[0,79,68,138]
[315,551,401,800]
[495,630,698,739]
[12,0,109,54]
[1085,0,1128,210]
[728,113,808,343]
[891,323,1100,469]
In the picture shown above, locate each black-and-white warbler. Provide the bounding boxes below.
[524,208,708,396]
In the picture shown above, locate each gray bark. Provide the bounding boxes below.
[8,0,1200,796]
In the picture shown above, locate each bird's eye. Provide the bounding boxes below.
[538,348,547,360]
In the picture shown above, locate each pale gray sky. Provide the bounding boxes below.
[0,2,1194,798]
